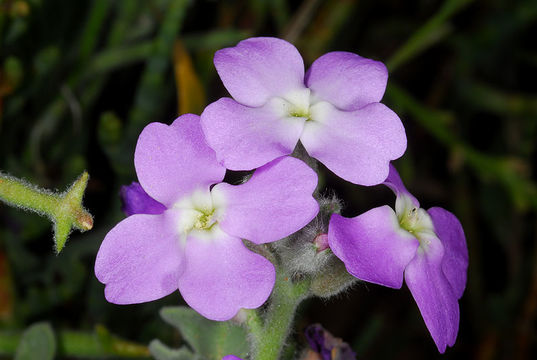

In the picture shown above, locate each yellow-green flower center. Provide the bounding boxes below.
[192,208,217,231]
[399,207,420,233]
[395,194,436,251]
[173,188,227,241]
[289,108,312,121]
[280,88,314,121]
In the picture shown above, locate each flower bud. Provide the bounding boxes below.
[271,194,342,277]
[310,257,357,299]
[313,233,329,252]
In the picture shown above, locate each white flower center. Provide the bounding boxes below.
[173,188,226,241]
[395,194,436,251]
[285,88,313,120]
[268,88,328,123]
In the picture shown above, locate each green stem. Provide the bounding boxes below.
[244,308,264,339]
[0,173,61,216]
[0,172,93,253]
[250,272,311,360]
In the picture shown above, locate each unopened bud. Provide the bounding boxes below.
[77,212,94,231]
[272,193,342,277]
[311,257,357,299]
[313,233,329,252]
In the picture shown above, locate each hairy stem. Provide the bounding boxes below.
[0,173,60,215]
[0,172,93,252]
[250,272,310,360]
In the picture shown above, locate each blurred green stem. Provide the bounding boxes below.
[387,0,474,71]
[386,83,537,211]
[0,326,150,358]
[79,0,111,64]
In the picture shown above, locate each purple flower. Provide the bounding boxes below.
[222,356,242,360]
[328,165,468,352]
[120,182,166,216]
[305,324,356,360]
[95,114,319,321]
[201,37,406,186]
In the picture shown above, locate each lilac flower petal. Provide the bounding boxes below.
[405,234,459,353]
[301,102,406,186]
[201,98,304,170]
[178,230,275,321]
[120,182,166,216]
[383,164,419,207]
[306,51,388,111]
[95,211,183,304]
[134,114,226,207]
[214,37,306,107]
[214,157,319,244]
[428,207,468,299]
[328,207,419,289]
[222,356,242,360]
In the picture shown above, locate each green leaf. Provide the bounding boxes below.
[14,322,56,360]
[149,340,200,360]
[158,306,249,360]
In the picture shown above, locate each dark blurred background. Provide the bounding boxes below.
[1,0,536,359]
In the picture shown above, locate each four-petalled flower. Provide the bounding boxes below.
[328,164,468,352]
[95,114,319,321]
[201,37,407,186]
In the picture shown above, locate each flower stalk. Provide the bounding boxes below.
[249,271,311,360]
[0,171,93,253]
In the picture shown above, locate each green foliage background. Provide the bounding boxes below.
[1,0,536,358]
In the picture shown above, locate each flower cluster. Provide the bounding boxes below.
[95,37,468,353]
